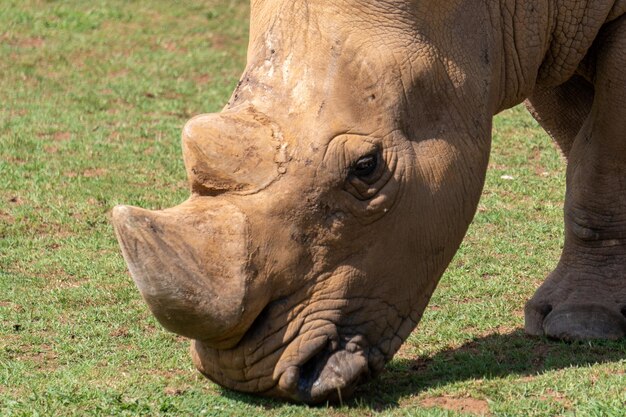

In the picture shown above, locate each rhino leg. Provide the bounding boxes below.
[525,74,593,158]
[525,17,626,340]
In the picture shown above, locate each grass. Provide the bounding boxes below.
[1,1,624,416]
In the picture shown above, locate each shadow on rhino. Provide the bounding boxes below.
[113,0,626,404]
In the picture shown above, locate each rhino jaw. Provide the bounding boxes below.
[192,322,384,404]
[111,198,260,349]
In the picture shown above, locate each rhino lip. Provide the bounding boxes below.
[284,340,333,396]
[276,334,372,403]
[296,345,340,398]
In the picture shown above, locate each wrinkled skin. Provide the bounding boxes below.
[112,0,626,403]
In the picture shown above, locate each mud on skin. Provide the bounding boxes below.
[113,0,626,403]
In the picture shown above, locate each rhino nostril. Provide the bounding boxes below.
[297,347,331,395]
[620,305,626,318]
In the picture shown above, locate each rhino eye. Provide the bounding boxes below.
[351,154,378,178]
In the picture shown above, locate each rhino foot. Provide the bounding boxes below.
[525,266,626,340]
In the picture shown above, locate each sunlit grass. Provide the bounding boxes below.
[1,1,624,416]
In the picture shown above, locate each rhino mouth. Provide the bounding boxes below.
[191,289,389,404]
[279,337,374,403]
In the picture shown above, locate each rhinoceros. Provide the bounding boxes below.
[112,0,626,403]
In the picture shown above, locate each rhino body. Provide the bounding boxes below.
[112,0,626,403]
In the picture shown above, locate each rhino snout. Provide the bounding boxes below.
[111,199,263,349]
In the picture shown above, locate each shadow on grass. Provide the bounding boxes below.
[352,329,626,410]
[222,329,626,410]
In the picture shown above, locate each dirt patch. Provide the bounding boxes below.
[11,108,28,117]
[164,387,187,396]
[539,389,571,408]
[110,327,130,338]
[488,162,508,170]
[109,69,129,78]
[193,73,213,85]
[83,168,108,177]
[459,297,481,304]
[154,368,189,379]
[8,196,24,205]
[0,301,23,311]
[490,326,518,336]
[208,33,230,50]
[5,156,27,165]
[530,146,548,177]
[49,278,87,290]
[512,309,525,318]
[0,210,14,224]
[54,131,71,141]
[106,130,122,141]
[46,241,61,250]
[160,41,187,54]
[393,343,419,362]
[2,35,46,48]
[100,19,141,35]
[21,37,45,48]
[9,343,58,371]
[421,396,490,416]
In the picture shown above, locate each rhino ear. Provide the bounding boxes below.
[182,107,286,195]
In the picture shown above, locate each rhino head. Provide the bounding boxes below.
[112,1,496,403]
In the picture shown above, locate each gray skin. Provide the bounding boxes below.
[112,0,626,404]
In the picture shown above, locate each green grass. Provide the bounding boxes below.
[1,1,624,416]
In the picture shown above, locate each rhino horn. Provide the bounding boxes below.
[111,198,258,349]
[182,106,286,195]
